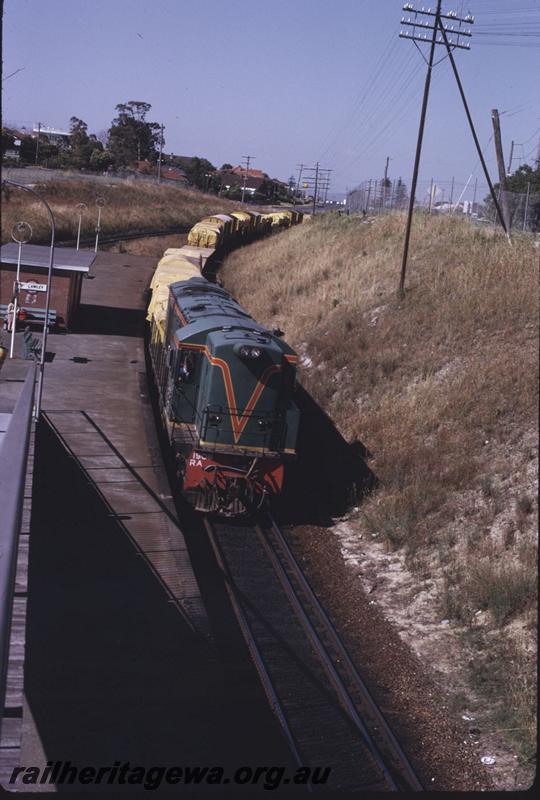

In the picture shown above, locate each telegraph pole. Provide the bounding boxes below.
[507,139,515,175]
[449,176,454,206]
[398,1,510,296]
[322,170,333,205]
[35,121,41,164]
[398,0,442,297]
[365,179,372,212]
[301,163,330,214]
[241,155,254,204]
[491,109,511,232]
[382,156,390,210]
[157,124,164,184]
[436,21,510,240]
[312,162,319,215]
[296,163,305,203]
[523,182,531,232]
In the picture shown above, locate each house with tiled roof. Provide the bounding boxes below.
[160,165,189,184]
[218,169,265,195]
[230,165,267,180]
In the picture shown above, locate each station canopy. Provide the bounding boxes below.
[0,243,95,273]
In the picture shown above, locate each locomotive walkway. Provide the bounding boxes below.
[0,249,290,789]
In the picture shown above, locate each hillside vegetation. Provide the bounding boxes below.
[1,179,239,245]
[221,212,538,763]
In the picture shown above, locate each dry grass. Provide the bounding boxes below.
[1,179,239,244]
[221,211,538,756]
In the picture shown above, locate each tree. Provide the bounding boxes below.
[484,163,540,231]
[288,175,296,199]
[18,134,38,164]
[89,148,114,172]
[395,177,408,209]
[221,163,233,171]
[1,128,15,157]
[69,117,92,169]
[168,155,217,189]
[107,101,161,167]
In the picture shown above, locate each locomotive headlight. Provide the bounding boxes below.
[238,345,261,359]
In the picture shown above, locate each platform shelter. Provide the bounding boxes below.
[0,244,95,328]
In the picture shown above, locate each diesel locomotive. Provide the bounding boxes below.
[147,210,304,516]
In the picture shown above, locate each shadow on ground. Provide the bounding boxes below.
[275,385,377,526]
[72,304,146,337]
[24,419,291,790]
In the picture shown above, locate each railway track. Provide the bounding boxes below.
[56,225,190,250]
[205,513,423,792]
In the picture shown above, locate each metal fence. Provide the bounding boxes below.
[346,180,408,215]
[347,179,540,232]
[0,364,35,732]
[485,188,540,233]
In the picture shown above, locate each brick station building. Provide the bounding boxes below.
[0,244,95,329]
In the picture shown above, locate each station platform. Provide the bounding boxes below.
[0,249,290,790]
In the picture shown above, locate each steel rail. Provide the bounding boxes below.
[254,520,398,791]
[258,515,424,792]
[56,225,191,250]
[203,517,310,787]
[0,363,36,734]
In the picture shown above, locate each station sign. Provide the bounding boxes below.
[18,281,47,292]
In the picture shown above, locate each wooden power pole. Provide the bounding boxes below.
[241,155,254,204]
[491,109,511,232]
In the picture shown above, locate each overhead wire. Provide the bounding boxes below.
[317,38,413,163]
[323,1,539,188]
[349,58,452,168]
[333,55,430,179]
[316,31,397,161]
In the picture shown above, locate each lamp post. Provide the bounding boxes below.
[94,196,105,252]
[1,180,56,420]
[75,203,87,250]
[9,222,32,360]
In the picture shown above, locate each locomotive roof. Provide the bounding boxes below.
[171,280,260,328]
[169,279,297,358]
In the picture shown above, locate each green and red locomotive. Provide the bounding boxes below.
[148,251,300,516]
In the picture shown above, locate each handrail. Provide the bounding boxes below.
[0,363,36,729]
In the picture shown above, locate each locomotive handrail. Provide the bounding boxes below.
[0,363,36,733]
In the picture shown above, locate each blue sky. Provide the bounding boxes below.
[2,0,539,197]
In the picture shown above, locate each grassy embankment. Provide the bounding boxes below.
[221,212,538,760]
[1,179,239,246]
